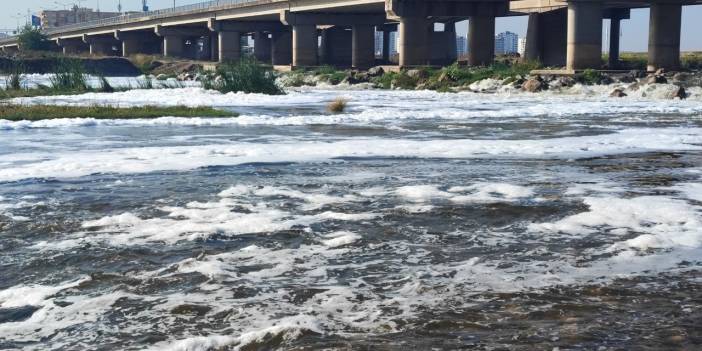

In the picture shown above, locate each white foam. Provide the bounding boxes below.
[0,277,89,308]
[151,315,322,351]
[2,128,700,183]
[530,196,702,250]
[321,231,362,247]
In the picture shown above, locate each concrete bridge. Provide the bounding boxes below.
[0,0,698,72]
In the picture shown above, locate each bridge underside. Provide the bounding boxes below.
[1,0,700,71]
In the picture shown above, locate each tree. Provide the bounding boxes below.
[17,25,52,52]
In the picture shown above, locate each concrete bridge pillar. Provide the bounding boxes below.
[382,30,391,63]
[163,35,185,58]
[352,25,375,69]
[522,9,567,67]
[608,15,621,68]
[431,22,458,65]
[271,31,292,66]
[566,1,603,70]
[292,24,318,67]
[210,33,219,61]
[468,16,495,66]
[218,31,242,62]
[320,27,351,66]
[399,17,430,67]
[57,38,88,55]
[648,3,682,72]
[83,36,118,56]
[254,32,272,63]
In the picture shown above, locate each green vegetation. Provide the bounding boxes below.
[617,52,702,70]
[579,69,603,85]
[16,25,53,52]
[327,97,348,113]
[202,58,283,95]
[0,104,236,121]
[49,58,89,91]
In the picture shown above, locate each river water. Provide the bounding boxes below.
[1,85,702,350]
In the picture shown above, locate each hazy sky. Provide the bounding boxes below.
[2,1,702,52]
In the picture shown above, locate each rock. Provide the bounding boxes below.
[672,72,691,84]
[155,74,168,81]
[616,74,636,83]
[354,72,370,83]
[341,75,360,85]
[550,76,576,89]
[469,78,502,92]
[522,78,545,93]
[367,66,385,77]
[609,88,627,98]
[655,68,666,76]
[147,60,163,71]
[673,86,687,99]
[406,69,428,80]
[599,75,614,85]
[646,74,667,84]
[629,70,646,79]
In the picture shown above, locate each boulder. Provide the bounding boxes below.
[630,70,646,79]
[406,69,428,80]
[367,66,385,77]
[522,78,545,93]
[609,88,627,98]
[155,74,168,81]
[673,86,687,99]
[655,68,666,76]
[646,74,667,84]
[437,71,454,83]
[672,72,691,84]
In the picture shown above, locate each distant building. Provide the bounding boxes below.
[0,33,8,39]
[495,31,519,55]
[456,35,467,57]
[518,37,527,56]
[40,7,122,29]
[374,31,383,56]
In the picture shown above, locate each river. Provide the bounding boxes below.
[1,85,701,350]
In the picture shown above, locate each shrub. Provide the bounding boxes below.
[580,69,602,85]
[327,98,348,113]
[4,62,24,90]
[202,58,283,95]
[17,25,53,52]
[49,58,88,91]
[98,76,114,93]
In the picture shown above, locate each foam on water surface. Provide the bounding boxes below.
[1,87,702,350]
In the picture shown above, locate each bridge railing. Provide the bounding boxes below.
[0,0,273,45]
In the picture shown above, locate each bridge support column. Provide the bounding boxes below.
[468,15,495,66]
[57,39,88,55]
[566,1,603,70]
[399,17,429,67]
[382,30,391,63]
[292,24,318,67]
[218,31,241,62]
[431,22,458,65]
[608,14,621,68]
[271,31,292,66]
[320,27,351,66]
[648,3,681,72]
[210,33,219,61]
[84,36,118,56]
[254,32,271,63]
[522,9,567,67]
[352,25,375,69]
[163,35,184,58]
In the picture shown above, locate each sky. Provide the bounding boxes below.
[2,0,702,52]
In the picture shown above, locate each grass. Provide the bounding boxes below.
[0,104,237,121]
[202,58,283,95]
[49,58,89,91]
[327,98,348,113]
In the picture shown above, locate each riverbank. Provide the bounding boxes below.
[0,104,236,121]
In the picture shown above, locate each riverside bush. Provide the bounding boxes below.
[49,59,88,91]
[203,58,283,95]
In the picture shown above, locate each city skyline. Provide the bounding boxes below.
[1,1,701,52]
